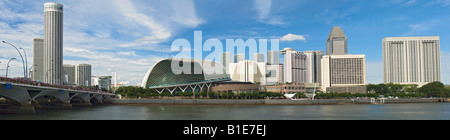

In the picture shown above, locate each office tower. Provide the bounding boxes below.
[321,55,366,92]
[233,53,245,63]
[382,36,441,87]
[326,26,347,55]
[75,64,91,86]
[43,2,64,84]
[229,60,266,85]
[281,48,308,83]
[254,53,265,63]
[32,38,44,82]
[304,50,324,85]
[266,64,283,85]
[220,52,231,74]
[63,64,75,86]
[92,76,112,90]
[267,50,280,65]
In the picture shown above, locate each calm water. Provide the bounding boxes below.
[1,103,450,120]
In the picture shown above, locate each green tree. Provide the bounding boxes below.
[419,81,445,97]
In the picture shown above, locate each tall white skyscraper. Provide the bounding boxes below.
[326,26,347,55]
[32,38,44,82]
[281,48,308,83]
[382,36,441,86]
[75,64,91,86]
[43,2,63,84]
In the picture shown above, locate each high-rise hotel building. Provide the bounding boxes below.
[382,36,441,86]
[321,27,366,93]
[281,48,308,83]
[43,2,64,84]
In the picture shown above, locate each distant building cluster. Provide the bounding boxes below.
[141,26,442,96]
[30,3,113,91]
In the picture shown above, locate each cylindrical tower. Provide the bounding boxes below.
[43,2,63,84]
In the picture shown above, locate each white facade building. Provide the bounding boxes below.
[92,76,112,90]
[382,36,441,86]
[75,64,91,86]
[321,55,366,91]
[304,50,324,85]
[43,2,64,84]
[281,48,308,83]
[229,60,266,85]
[32,38,44,82]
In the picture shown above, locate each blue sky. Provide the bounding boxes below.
[0,0,449,85]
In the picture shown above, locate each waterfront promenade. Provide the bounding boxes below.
[105,98,448,105]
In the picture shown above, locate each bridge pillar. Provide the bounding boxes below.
[0,84,32,105]
[32,90,72,109]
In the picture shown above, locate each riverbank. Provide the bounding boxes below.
[105,98,449,105]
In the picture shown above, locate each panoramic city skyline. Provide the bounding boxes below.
[0,0,449,86]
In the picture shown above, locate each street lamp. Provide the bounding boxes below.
[2,41,26,79]
[19,47,28,79]
[6,58,16,79]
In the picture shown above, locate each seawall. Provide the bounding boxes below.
[105,98,447,105]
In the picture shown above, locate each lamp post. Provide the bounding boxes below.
[19,47,28,80]
[6,58,16,79]
[2,41,26,79]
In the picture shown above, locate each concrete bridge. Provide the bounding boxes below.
[0,82,115,114]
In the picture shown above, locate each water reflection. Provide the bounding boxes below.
[0,103,449,120]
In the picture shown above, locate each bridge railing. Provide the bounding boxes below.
[0,76,111,94]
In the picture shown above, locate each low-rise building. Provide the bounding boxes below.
[260,82,306,94]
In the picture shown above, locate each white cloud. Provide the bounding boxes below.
[114,0,171,46]
[279,33,306,42]
[254,0,287,25]
[117,51,138,57]
[0,0,203,86]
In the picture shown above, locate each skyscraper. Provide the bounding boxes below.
[43,2,63,84]
[233,53,245,63]
[321,55,366,93]
[304,50,324,84]
[382,36,441,87]
[219,52,231,74]
[63,64,75,86]
[326,26,347,55]
[75,64,91,86]
[321,27,366,93]
[267,50,280,65]
[32,38,44,82]
[281,48,308,83]
[254,53,265,63]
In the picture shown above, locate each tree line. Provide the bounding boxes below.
[114,86,284,99]
[367,82,450,98]
[114,82,450,99]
